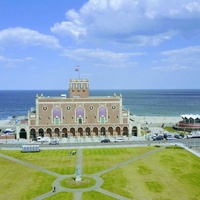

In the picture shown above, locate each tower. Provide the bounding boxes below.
[69,79,89,98]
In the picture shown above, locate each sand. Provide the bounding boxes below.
[134,116,182,125]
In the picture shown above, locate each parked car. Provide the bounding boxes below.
[114,138,124,142]
[101,139,110,143]
[153,135,164,141]
[166,135,174,140]
[49,140,59,145]
[174,134,183,139]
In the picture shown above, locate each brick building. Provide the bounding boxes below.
[17,79,140,140]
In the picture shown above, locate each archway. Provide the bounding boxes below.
[116,126,121,135]
[54,128,60,137]
[108,127,113,135]
[20,128,27,139]
[100,127,106,136]
[70,128,75,137]
[78,127,83,136]
[46,128,52,138]
[132,126,137,136]
[38,128,44,137]
[123,127,128,136]
[85,127,91,136]
[30,128,36,139]
[93,127,98,136]
[62,128,68,138]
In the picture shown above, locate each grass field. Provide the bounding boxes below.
[0,157,56,200]
[0,146,200,200]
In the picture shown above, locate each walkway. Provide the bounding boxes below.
[0,146,169,200]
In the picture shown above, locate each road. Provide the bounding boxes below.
[1,138,200,149]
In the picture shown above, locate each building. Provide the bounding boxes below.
[16,79,140,140]
[174,114,200,131]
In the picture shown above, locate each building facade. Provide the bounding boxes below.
[17,79,140,140]
[174,114,200,131]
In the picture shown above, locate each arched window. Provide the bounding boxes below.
[98,106,107,124]
[52,107,62,125]
[76,107,85,124]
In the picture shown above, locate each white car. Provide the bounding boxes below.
[114,138,124,142]
[166,135,174,140]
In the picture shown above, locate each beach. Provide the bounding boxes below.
[134,116,182,126]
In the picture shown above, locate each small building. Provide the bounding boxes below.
[174,114,200,131]
[16,78,140,140]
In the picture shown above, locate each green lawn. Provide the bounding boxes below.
[0,157,55,200]
[0,146,200,200]
[0,149,77,174]
[82,146,156,174]
[101,147,200,200]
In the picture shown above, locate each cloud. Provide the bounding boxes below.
[51,0,200,46]
[152,46,200,71]
[0,55,33,68]
[62,48,144,68]
[0,27,61,48]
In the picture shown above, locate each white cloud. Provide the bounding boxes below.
[0,55,33,68]
[152,46,200,71]
[0,55,32,62]
[0,27,61,48]
[51,0,200,46]
[62,48,144,68]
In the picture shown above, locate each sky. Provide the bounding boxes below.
[1,0,200,90]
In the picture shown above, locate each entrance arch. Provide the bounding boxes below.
[85,127,91,136]
[54,128,60,137]
[38,128,44,137]
[116,126,121,135]
[100,127,106,136]
[78,127,83,136]
[20,128,27,139]
[123,127,128,136]
[132,126,138,136]
[46,128,52,138]
[108,127,113,135]
[93,127,98,136]
[70,128,75,137]
[30,128,36,139]
[62,128,68,138]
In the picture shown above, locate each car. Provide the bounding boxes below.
[114,138,124,142]
[49,140,59,145]
[174,134,183,139]
[166,135,174,140]
[153,135,164,141]
[101,139,110,143]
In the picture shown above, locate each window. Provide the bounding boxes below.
[98,107,107,122]
[77,83,81,91]
[76,107,85,122]
[72,83,76,91]
[83,83,86,91]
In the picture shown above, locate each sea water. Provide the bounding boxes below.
[0,89,200,119]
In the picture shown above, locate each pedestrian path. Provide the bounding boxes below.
[0,146,167,200]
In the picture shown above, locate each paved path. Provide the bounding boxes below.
[1,146,168,200]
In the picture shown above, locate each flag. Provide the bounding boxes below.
[74,66,79,71]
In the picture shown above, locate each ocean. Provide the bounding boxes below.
[0,89,200,119]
